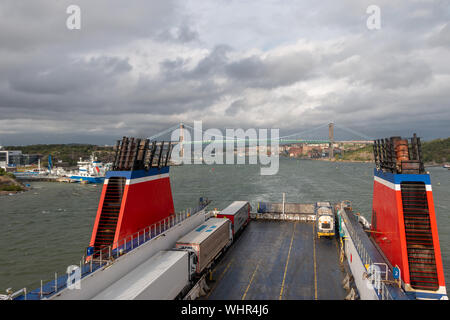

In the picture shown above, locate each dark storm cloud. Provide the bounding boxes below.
[129,45,319,116]
[225,51,317,89]
[9,56,132,95]
[225,98,247,116]
[130,76,225,115]
[0,55,133,121]
[328,52,434,90]
[127,46,233,115]
[0,0,180,53]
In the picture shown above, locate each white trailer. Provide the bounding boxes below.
[91,250,191,300]
[176,218,232,274]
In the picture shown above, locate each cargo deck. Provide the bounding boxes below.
[203,220,347,300]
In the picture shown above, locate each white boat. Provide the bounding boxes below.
[69,154,111,183]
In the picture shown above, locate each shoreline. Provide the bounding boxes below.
[0,174,30,195]
[0,184,30,196]
[282,156,373,163]
[0,189,29,196]
[316,158,373,163]
[283,157,447,167]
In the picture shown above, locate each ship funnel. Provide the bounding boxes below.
[88,137,175,257]
[371,134,446,298]
[373,133,425,174]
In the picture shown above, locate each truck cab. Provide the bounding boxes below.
[315,202,335,238]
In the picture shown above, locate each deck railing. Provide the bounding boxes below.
[339,206,394,300]
[8,200,210,300]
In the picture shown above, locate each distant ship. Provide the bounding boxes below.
[70,154,111,184]
[443,164,450,169]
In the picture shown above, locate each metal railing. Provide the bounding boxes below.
[10,200,210,301]
[92,211,185,260]
[339,206,394,300]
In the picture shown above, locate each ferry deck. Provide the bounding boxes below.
[204,220,347,300]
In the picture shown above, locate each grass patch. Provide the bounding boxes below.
[0,184,24,192]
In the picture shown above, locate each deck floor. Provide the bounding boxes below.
[204,220,347,300]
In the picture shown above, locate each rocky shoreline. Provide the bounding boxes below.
[0,174,29,195]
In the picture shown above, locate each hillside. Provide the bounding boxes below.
[4,144,115,166]
[422,137,450,164]
[335,145,374,162]
[334,137,450,164]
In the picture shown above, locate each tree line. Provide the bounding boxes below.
[4,144,115,167]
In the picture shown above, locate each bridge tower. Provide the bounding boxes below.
[328,122,334,159]
[179,123,184,159]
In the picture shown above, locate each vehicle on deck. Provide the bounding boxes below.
[315,201,335,238]
[216,201,251,236]
[176,218,232,275]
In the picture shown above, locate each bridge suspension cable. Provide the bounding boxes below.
[147,124,181,141]
[146,122,372,143]
[182,123,250,141]
[333,124,373,141]
[279,123,331,140]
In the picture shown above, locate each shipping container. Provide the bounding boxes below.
[92,250,190,300]
[216,201,251,236]
[176,218,232,274]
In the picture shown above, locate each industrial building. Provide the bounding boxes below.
[0,149,42,168]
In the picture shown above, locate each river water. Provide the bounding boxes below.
[1,158,449,294]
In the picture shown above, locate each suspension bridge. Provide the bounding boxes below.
[146,122,374,145]
[145,122,373,160]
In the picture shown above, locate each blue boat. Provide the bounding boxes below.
[69,176,105,184]
[69,154,110,184]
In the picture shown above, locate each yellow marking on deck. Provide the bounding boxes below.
[279,222,297,300]
[242,260,260,300]
[218,259,234,282]
[313,223,318,300]
[206,258,234,299]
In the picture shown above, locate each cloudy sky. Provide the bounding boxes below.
[0,0,449,145]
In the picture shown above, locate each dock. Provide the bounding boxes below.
[14,174,75,183]
[204,219,347,300]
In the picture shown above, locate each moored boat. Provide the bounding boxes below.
[69,154,111,184]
